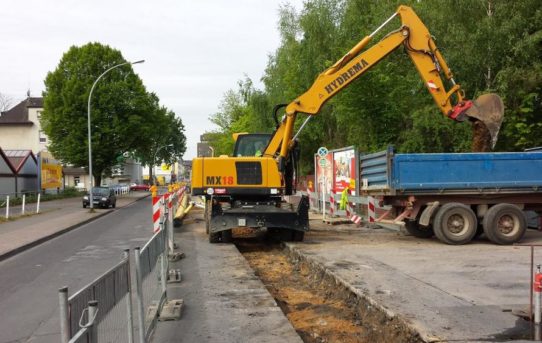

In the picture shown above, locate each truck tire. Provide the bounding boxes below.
[404,220,434,238]
[482,203,526,245]
[433,203,477,245]
[222,229,233,243]
[209,231,221,243]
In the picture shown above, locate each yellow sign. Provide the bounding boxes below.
[40,152,62,189]
[161,163,172,172]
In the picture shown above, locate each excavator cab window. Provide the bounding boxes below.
[233,134,272,157]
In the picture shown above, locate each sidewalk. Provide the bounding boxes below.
[0,192,150,261]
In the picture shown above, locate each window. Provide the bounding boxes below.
[36,110,42,119]
[39,130,47,143]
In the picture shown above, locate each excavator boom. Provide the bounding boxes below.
[266,5,503,160]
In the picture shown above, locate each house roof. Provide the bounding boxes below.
[63,167,87,176]
[0,97,42,125]
[3,149,37,173]
[0,147,16,174]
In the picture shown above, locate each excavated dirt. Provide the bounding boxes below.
[237,240,421,343]
[471,120,492,152]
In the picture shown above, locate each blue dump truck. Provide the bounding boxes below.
[360,147,542,245]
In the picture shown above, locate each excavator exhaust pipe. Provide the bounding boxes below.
[465,93,504,152]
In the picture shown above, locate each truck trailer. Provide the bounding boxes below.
[360,147,542,245]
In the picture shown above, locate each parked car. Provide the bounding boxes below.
[130,183,150,191]
[83,187,117,208]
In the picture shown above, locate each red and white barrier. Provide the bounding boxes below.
[368,196,376,224]
[535,264,542,339]
[329,190,335,217]
[347,201,362,225]
[152,195,161,233]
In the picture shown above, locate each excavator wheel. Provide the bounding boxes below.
[465,93,504,152]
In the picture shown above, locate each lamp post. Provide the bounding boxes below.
[152,144,173,185]
[87,59,144,209]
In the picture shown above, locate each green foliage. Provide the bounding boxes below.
[42,42,187,185]
[205,0,542,174]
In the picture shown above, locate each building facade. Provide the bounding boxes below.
[0,97,48,154]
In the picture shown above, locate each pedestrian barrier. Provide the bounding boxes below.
[135,225,168,342]
[58,185,187,343]
[299,190,390,227]
[0,191,43,219]
[59,250,134,343]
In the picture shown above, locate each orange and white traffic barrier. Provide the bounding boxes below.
[152,195,161,233]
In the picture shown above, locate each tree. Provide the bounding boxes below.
[0,93,13,112]
[134,95,187,184]
[41,42,152,186]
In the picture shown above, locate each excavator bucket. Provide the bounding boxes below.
[465,93,504,152]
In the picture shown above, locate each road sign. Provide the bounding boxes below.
[319,158,327,168]
[317,147,328,157]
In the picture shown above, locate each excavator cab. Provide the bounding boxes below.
[233,133,272,157]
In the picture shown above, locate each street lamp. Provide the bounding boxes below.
[87,59,144,209]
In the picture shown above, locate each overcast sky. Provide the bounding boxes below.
[0,0,303,158]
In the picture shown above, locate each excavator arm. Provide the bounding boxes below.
[266,5,504,164]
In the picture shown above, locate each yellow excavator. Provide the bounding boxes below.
[192,5,504,243]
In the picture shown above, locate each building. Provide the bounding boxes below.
[0,97,143,190]
[0,148,38,196]
[0,97,48,154]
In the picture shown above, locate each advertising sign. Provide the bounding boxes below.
[315,152,333,195]
[40,151,62,189]
[333,148,356,195]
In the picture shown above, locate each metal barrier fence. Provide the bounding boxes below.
[59,250,134,343]
[58,188,183,343]
[135,221,168,342]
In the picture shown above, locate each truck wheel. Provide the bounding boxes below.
[222,229,233,243]
[433,203,477,245]
[209,231,220,243]
[483,203,526,245]
[404,220,434,238]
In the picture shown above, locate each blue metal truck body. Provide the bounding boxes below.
[360,147,542,195]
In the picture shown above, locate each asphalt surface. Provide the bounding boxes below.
[0,197,154,343]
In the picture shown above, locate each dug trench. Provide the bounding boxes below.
[235,234,422,343]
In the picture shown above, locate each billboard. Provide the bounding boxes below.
[333,148,356,195]
[40,151,62,189]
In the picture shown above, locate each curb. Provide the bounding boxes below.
[0,194,150,262]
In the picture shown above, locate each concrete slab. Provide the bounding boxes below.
[286,221,541,342]
[152,213,303,343]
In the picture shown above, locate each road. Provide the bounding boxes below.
[0,197,153,343]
